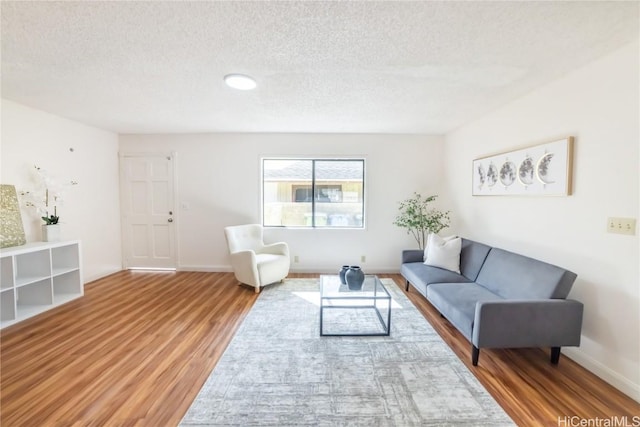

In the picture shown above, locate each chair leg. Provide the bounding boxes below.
[550,347,561,364]
[472,346,480,366]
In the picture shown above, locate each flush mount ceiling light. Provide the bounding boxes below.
[224,74,257,90]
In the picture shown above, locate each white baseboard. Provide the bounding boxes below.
[178,264,400,275]
[177,265,232,272]
[563,347,640,403]
[84,267,124,284]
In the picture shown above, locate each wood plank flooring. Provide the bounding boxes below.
[1,271,638,426]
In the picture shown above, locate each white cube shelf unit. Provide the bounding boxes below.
[0,240,83,329]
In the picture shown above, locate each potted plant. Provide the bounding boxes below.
[393,193,450,250]
[39,188,61,242]
[19,165,76,242]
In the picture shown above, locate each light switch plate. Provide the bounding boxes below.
[607,217,636,235]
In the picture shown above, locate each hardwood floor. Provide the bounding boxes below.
[394,275,640,425]
[1,271,638,426]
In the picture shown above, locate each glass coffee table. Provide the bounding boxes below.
[319,274,391,336]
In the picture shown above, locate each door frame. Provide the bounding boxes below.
[119,151,179,270]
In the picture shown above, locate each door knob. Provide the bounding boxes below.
[168,218,173,223]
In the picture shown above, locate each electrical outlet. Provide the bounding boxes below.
[360,255,366,263]
[607,217,636,235]
[294,255,299,263]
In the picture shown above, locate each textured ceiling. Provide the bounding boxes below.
[1,1,638,134]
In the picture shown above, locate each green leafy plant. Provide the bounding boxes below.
[41,214,59,225]
[393,193,450,250]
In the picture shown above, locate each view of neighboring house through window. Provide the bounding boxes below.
[263,159,365,228]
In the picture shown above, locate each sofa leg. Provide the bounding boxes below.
[405,280,410,292]
[550,347,561,364]
[472,346,480,366]
[254,286,261,294]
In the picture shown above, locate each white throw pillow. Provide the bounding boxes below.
[424,233,462,274]
[423,233,458,261]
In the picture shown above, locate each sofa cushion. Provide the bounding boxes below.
[423,233,458,261]
[475,248,578,299]
[459,239,492,281]
[427,283,503,341]
[401,262,472,296]
[424,234,462,273]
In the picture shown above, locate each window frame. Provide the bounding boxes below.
[261,157,366,229]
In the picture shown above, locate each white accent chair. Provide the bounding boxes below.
[224,224,290,293]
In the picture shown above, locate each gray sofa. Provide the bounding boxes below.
[401,238,583,366]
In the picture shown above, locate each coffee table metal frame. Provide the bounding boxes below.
[319,274,391,336]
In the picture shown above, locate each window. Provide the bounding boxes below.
[263,159,365,228]
[293,185,342,203]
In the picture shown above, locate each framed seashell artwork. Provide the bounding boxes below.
[472,137,574,196]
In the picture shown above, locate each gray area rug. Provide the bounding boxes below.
[180,278,514,426]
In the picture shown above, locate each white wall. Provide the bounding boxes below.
[119,133,446,272]
[444,40,639,400]
[1,99,122,282]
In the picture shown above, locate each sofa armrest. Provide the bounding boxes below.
[402,249,424,264]
[262,242,289,257]
[472,299,583,349]
[229,250,260,287]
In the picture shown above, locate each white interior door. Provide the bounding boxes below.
[120,153,177,269]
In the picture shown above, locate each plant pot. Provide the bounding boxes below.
[339,265,349,284]
[345,266,364,290]
[42,224,61,242]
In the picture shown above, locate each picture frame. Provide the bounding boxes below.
[0,184,27,248]
[472,137,574,196]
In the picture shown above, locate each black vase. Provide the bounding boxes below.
[345,266,364,290]
[339,265,349,284]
